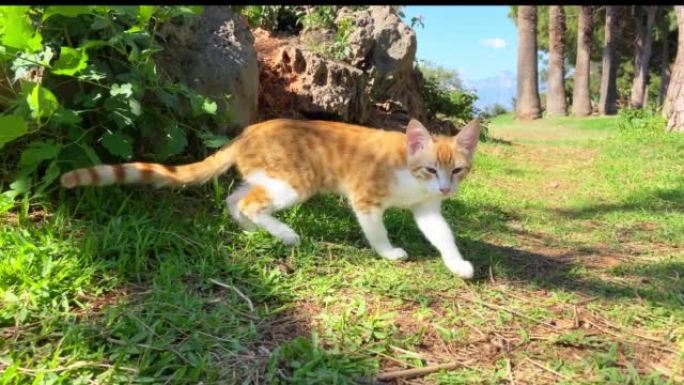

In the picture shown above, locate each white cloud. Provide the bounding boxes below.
[481,38,507,49]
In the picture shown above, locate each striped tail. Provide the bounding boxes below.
[60,143,236,189]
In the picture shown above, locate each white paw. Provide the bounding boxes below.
[278,231,301,246]
[444,259,474,279]
[380,248,408,261]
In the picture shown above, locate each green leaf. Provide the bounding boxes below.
[129,99,142,116]
[80,144,102,165]
[0,115,28,149]
[52,47,88,76]
[19,141,60,168]
[80,39,109,50]
[27,84,60,119]
[202,98,217,115]
[138,6,157,24]
[199,131,230,148]
[53,108,82,127]
[3,176,30,200]
[3,290,19,305]
[42,6,92,20]
[158,123,187,159]
[0,6,43,52]
[35,159,61,195]
[102,131,133,159]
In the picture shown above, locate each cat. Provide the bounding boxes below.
[60,118,481,279]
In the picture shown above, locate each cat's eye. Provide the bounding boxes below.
[425,167,437,174]
[452,167,464,174]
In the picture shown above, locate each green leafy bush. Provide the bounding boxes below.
[241,5,303,33]
[0,6,228,201]
[617,107,666,132]
[416,62,489,140]
[298,6,337,31]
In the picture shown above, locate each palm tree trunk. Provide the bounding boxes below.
[663,6,684,132]
[516,6,542,120]
[598,6,619,115]
[572,6,593,117]
[546,6,567,116]
[658,9,672,107]
[630,6,658,108]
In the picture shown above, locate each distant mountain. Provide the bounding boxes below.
[464,71,516,111]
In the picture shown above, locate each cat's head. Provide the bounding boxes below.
[406,118,480,197]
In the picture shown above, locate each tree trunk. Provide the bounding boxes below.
[516,6,542,120]
[663,6,684,132]
[598,6,619,115]
[630,6,658,108]
[658,9,671,107]
[546,6,567,116]
[572,6,593,117]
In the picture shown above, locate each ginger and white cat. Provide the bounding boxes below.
[60,118,481,278]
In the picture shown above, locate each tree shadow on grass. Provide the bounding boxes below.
[553,182,684,218]
[281,193,683,310]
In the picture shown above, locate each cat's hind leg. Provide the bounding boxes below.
[236,172,302,245]
[226,183,257,231]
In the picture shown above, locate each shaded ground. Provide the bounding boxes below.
[1,114,683,384]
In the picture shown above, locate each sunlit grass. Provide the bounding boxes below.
[1,115,683,384]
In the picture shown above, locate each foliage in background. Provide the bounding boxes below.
[0,5,230,204]
[298,6,337,31]
[240,5,303,33]
[415,61,489,139]
[617,107,667,132]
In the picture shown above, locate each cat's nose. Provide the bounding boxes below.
[439,187,452,195]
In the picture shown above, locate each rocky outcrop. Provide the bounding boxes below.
[156,6,258,132]
[338,6,426,122]
[253,6,438,131]
[274,47,370,122]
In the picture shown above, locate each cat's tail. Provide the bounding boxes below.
[60,142,237,189]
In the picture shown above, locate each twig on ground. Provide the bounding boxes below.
[585,320,677,354]
[506,358,516,385]
[210,278,255,312]
[524,356,572,381]
[651,363,684,383]
[461,296,559,329]
[0,357,137,375]
[377,362,464,380]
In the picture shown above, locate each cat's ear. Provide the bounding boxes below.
[455,118,480,155]
[406,118,432,155]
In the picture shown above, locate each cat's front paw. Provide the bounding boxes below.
[278,231,301,246]
[444,259,474,279]
[380,247,408,261]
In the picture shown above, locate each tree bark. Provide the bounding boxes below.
[658,9,671,107]
[663,6,684,132]
[630,6,658,108]
[572,6,593,117]
[516,6,542,120]
[598,6,619,115]
[546,6,567,116]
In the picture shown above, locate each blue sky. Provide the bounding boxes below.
[402,6,517,82]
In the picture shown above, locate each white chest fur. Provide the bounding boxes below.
[385,169,442,209]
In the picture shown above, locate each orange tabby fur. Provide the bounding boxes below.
[61,118,481,278]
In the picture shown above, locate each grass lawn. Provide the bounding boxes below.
[1,114,683,384]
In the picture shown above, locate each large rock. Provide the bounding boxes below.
[270,47,371,123]
[338,6,425,121]
[156,6,258,131]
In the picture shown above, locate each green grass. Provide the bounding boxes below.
[2,115,684,384]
